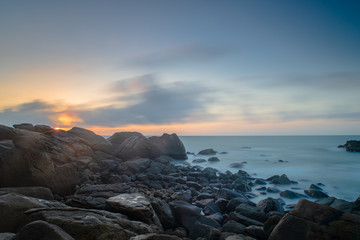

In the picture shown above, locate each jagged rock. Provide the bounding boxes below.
[106,193,162,229]
[269,199,360,240]
[13,123,36,132]
[254,179,267,185]
[67,127,112,153]
[304,189,329,199]
[13,220,75,240]
[257,197,284,214]
[0,187,54,200]
[25,207,159,240]
[280,190,307,199]
[204,201,221,215]
[169,200,202,231]
[0,193,67,232]
[245,225,267,240]
[198,148,217,155]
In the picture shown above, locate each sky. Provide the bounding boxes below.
[1,0,360,135]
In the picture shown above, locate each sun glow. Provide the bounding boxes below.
[49,112,83,127]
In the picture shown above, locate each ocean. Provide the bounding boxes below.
[179,136,360,205]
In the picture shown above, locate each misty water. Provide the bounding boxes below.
[180,136,360,205]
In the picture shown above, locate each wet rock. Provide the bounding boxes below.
[270,174,291,185]
[217,188,248,201]
[304,189,329,199]
[0,187,54,200]
[169,200,202,231]
[150,199,175,230]
[235,204,268,223]
[234,183,252,192]
[316,197,353,213]
[0,233,16,240]
[148,133,187,160]
[172,190,192,203]
[269,199,360,240]
[204,201,221,215]
[215,198,229,213]
[13,220,75,240]
[257,197,284,214]
[280,190,307,199]
[263,215,282,236]
[202,167,218,179]
[310,184,322,190]
[342,140,360,152]
[106,193,162,229]
[208,156,220,162]
[221,220,246,234]
[266,187,280,193]
[226,197,256,212]
[192,158,207,163]
[245,225,267,240]
[229,163,244,168]
[254,179,267,185]
[229,212,263,226]
[198,148,217,155]
[224,234,256,240]
[129,233,182,240]
[255,186,266,191]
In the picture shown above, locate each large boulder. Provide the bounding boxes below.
[269,199,360,240]
[150,198,176,230]
[344,140,360,152]
[148,133,187,160]
[13,220,75,240]
[67,127,112,153]
[25,207,159,240]
[0,187,54,200]
[106,193,162,229]
[257,197,284,214]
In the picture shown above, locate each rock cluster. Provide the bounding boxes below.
[1,123,359,240]
[338,140,360,152]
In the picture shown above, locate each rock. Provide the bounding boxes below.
[0,233,16,240]
[229,212,263,226]
[150,198,175,230]
[0,187,54,200]
[25,207,159,240]
[255,186,266,191]
[208,156,220,162]
[148,133,187,159]
[269,199,360,240]
[235,204,268,223]
[254,179,267,185]
[226,197,256,212]
[316,197,353,213]
[344,140,360,152]
[198,148,217,155]
[266,187,280,193]
[117,158,152,175]
[309,184,322,190]
[13,220,75,240]
[13,123,36,132]
[215,198,229,213]
[234,183,252,192]
[172,190,192,203]
[230,163,244,168]
[169,200,201,232]
[188,221,220,240]
[304,189,329,199]
[257,197,284,214]
[202,167,218,179]
[263,215,282,236]
[245,225,267,240]
[67,127,112,153]
[0,192,67,232]
[192,158,207,163]
[204,201,221,215]
[217,188,248,201]
[106,193,162,229]
[225,234,256,240]
[270,174,291,185]
[221,220,246,234]
[129,233,182,240]
[280,190,307,199]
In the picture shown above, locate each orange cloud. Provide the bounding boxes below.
[49,112,83,127]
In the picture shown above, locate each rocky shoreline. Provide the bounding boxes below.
[1,123,359,240]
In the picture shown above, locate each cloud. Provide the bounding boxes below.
[126,44,233,68]
[0,74,213,127]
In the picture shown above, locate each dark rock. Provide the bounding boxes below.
[226,197,256,212]
[263,215,282,236]
[215,198,229,213]
[0,233,16,240]
[0,187,54,200]
[271,174,291,185]
[229,163,244,168]
[304,189,329,199]
[269,199,360,240]
[217,188,248,201]
[204,201,221,215]
[129,233,182,240]
[188,221,219,240]
[266,187,280,193]
[148,133,187,160]
[208,156,220,162]
[280,190,307,199]
[221,220,246,234]
[198,148,217,155]
[343,140,360,152]
[197,192,214,200]
[106,193,162,229]
[234,183,252,192]
[310,184,322,190]
[316,197,353,213]
[202,167,218,179]
[235,204,268,223]
[245,225,267,240]
[192,158,207,163]
[224,234,256,240]
[254,179,267,185]
[172,190,192,203]
[25,207,159,240]
[117,158,152,175]
[67,127,112,153]
[207,212,224,224]
[257,197,284,214]
[13,220,75,240]
[169,200,202,231]
[255,186,266,191]
[229,212,263,226]
[150,199,175,230]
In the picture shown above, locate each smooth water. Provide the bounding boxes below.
[180,136,360,204]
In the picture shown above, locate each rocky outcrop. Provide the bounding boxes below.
[269,199,360,240]
[148,133,187,160]
[339,140,360,152]
[198,148,217,155]
[67,127,112,153]
[0,187,54,200]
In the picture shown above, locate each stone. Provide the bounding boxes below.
[192,158,207,163]
[263,215,282,236]
[234,183,252,192]
[13,220,75,240]
[67,127,112,153]
[225,234,256,240]
[169,200,202,232]
[229,212,263,226]
[254,179,266,185]
[129,233,182,240]
[266,187,280,193]
[172,190,192,203]
[245,225,267,240]
[226,197,256,212]
[25,207,159,240]
[310,184,322,190]
[150,198,175,230]
[230,163,244,168]
[106,193,162,229]
[257,197,284,214]
[117,158,152,175]
[269,199,360,240]
[304,189,329,199]
[221,220,246,234]
[0,187,54,200]
[198,148,217,155]
[316,197,354,213]
[148,133,187,160]
[13,123,36,132]
[343,140,360,152]
[270,174,291,185]
[217,188,248,201]
[235,204,268,223]
[204,201,221,215]
[202,167,218,179]
[280,190,307,199]
[208,156,220,162]
[0,233,16,240]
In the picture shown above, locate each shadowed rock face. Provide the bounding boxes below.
[67,127,112,153]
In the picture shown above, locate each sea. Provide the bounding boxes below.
[179,136,360,205]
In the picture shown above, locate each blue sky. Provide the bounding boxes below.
[0,0,359,135]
